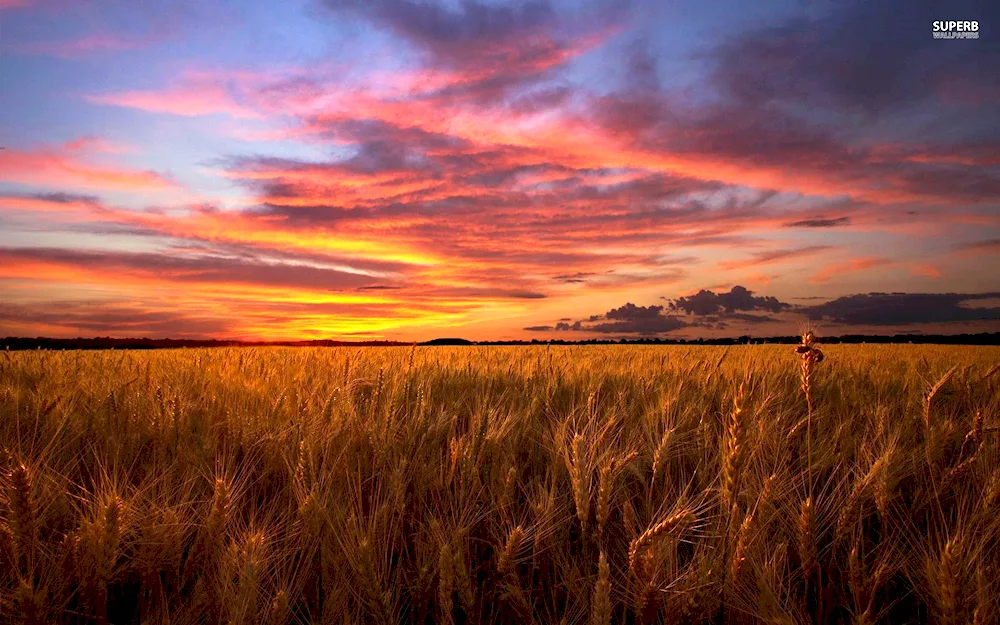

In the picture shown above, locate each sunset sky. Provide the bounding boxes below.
[1,0,999,341]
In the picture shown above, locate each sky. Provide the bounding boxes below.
[1,0,998,341]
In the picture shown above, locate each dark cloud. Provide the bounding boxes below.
[583,0,1000,206]
[802,292,1000,325]
[954,239,1000,254]
[323,0,557,58]
[588,316,687,334]
[724,312,779,323]
[507,86,574,115]
[711,0,1000,117]
[28,192,102,205]
[554,271,596,283]
[319,0,616,102]
[0,301,233,338]
[893,166,1000,203]
[508,290,547,299]
[354,285,402,291]
[669,285,790,316]
[528,288,1000,337]
[784,217,851,228]
[605,302,664,320]
[527,301,687,335]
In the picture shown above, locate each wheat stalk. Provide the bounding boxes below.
[596,460,612,536]
[923,365,957,435]
[797,497,817,579]
[496,525,524,575]
[439,543,455,625]
[570,433,590,529]
[650,428,673,493]
[628,510,694,576]
[722,383,747,511]
[7,463,36,575]
[927,537,962,625]
[81,496,123,625]
[591,551,612,625]
[973,563,992,625]
[14,578,45,625]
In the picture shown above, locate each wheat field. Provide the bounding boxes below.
[1,344,999,624]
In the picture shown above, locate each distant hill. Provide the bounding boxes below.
[420,338,474,346]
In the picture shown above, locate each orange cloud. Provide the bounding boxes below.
[808,257,889,284]
[910,263,942,279]
[0,245,508,340]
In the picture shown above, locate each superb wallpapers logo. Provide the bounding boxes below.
[932,20,980,39]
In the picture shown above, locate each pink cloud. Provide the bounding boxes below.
[87,82,263,119]
[13,32,151,58]
[63,136,135,154]
[808,257,889,284]
[0,145,178,193]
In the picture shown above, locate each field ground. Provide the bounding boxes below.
[2,345,999,624]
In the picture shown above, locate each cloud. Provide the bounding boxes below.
[579,0,1000,206]
[324,0,558,54]
[553,271,596,283]
[87,82,263,119]
[709,0,999,117]
[0,300,234,338]
[25,192,100,204]
[0,246,387,292]
[719,246,832,271]
[605,302,663,320]
[725,312,779,323]
[321,0,616,103]
[588,315,687,334]
[527,287,1000,338]
[0,145,178,193]
[802,292,1000,325]
[13,32,153,58]
[0,192,102,215]
[668,285,790,316]
[808,257,889,284]
[354,284,402,291]
[954,239,1000,255]
[784,217,851,228]
[527,300,688,335]
[63,136,134,154]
